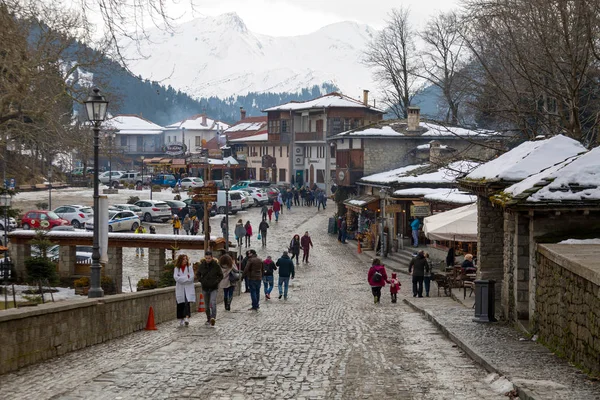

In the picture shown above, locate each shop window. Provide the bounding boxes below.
[317,169,325,183]
[279,169,286,181]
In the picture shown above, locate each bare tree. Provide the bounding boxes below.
[419,11,470,124]
[462,0,600,143]
[363,7,421,118]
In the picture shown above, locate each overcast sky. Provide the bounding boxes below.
[169,0,462,36]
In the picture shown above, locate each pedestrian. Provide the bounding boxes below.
[340,218,347,244]
[219,254,239,311]
[276,250,295,300]
[183,215,191,235]
[337,217,343,242]
[197,251,223,326]
[424,252,434,297]
[244,220,253,247]
[317,191,325,211]
[389,272,401,303]
[277,192,283,214]
[261,204,268,221]
[258,219,269,247]
[173,254,195,327]
[461,253,477,274]
[368,258,388,304]
[293,188,300,206]
[408,250,427,298]
[267,206,273,222]
[220,216,227,239]
[192,215,200,236]
[286,189,292,210]
[243,249,263,311]
[301,231,313,263]
[149,225,156,234]
[241,250,250,293]
[135,224,146,256]
[446,247,456,269]
[410,217,421,247]
[172,215,181,235]
[272,199,281,222]
[289,234,301,265]
[234,219,245,248]
[262,255,276,299]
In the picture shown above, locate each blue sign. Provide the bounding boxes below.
[4,178,15,190]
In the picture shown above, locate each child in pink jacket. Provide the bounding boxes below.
[389,272,401,303]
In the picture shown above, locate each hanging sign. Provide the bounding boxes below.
[162,143,187,156]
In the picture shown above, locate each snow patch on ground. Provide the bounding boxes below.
[558,238,600,245]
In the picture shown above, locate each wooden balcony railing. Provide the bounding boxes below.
[295,131,324,141]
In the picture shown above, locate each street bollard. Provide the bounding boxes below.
[473,279,497,322]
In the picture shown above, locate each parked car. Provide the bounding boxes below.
[0,217,17,231]
[238,190,253,209]
[32,244,93,262]
[134,200,171,222]
[151,174,177,187]
[215,190,242,214]
[70,167,94,176]
[180,177,204,189]
[99,170,125,184]
[230,180,272,191]
[164,200,188,219]
[182,198,217,217]
[85,210,140,232]
[110,204,144,219]
[53,205,94,229]
[21,210,70,230]
[119,172,145,186]
[245,187,269,206]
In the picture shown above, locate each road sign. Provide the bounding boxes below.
[196,195,217,202]
[193,186,218,196]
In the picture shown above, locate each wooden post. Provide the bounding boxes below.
[204,200,210,252]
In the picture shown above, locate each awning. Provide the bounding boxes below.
[172,159,186,166]
[423,202,477,242]
[344,195,379,212]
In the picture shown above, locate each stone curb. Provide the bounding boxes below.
[403,298,539,400]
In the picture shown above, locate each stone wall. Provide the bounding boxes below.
[536,245,600,376]
[0,282,241,375]
[477,196,504,302]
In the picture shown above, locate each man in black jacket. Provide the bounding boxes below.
[275,251,295,300]
[408,250,428,298]
[197,251,224,326]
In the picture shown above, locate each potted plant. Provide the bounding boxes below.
[136,278,158,291]
[74,277,90,295]
[152,185,162,193]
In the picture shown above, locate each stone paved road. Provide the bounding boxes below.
[0,204,511,399]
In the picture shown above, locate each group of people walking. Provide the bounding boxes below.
[172,214,202,236]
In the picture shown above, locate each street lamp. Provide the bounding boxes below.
[104,132,116,188]
[84,87,109,298]
[140,156,145,188]
[223,161,232,252]
[379,187,387,258]
[48,168,52,210]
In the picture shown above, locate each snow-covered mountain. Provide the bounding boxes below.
[122,13,377,99]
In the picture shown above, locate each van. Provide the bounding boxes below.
[215,190,242,214]
[151,174,177,187]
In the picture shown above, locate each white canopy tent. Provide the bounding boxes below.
[423,203,477,242]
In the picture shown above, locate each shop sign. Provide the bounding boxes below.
[410,204,431,216]
[188,155,207,164]
[386,204,402,213]
[162,142,187,156]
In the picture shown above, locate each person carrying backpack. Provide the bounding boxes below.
[262,256,277,299]
[367,258,388,304]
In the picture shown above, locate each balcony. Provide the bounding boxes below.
[295,131,324,142]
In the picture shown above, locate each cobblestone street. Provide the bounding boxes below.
[1,204,511,399]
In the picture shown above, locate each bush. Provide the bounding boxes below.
[137,278,158,291]
[158,261,176,288]
[101,276,117,294]
[74,277,90,287]
[152,185,162,191]
[35,202,49,210]
[127,196,140,204]
[24,257,58,285]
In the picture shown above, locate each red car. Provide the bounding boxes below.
[21,210,70,230]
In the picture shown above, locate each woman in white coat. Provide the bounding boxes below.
[173,254,196,327]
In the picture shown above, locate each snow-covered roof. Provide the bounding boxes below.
[229,133,269,142]
[396,161,480,185]
[501,146,600,204]
[466,135,587,183]
[207,156,238,166]
[416,143,449,150]
[392,188,476,204]
[331,120,501,139]
[166,114,230,131]
[225,118,266,133]
[361,164,427,184]
[104,115,164,135]
[263,92,385,113]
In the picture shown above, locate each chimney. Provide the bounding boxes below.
[240,107,246,121]
[429,140,442,164]
[202,114,207,126]
[363,90,369,106]
[407,106,421,131]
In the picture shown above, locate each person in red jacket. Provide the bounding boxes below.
[272,200,281,222]
[300,231,313,263]
[267,206,273,222]
[389,272,401,303]
[244,220,253,248]
[368,258,389,304]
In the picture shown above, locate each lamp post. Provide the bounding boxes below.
[140,156,145,188]
[1,193,12,308]
[84,88,109,298]
[223,161,232,252]
[379,187,387,258]
[104,132,115,188]
[48,168,52,210]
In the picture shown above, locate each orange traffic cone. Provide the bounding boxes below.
[145,306,157,330]
[357,240,362,254]
[197,293,206,312]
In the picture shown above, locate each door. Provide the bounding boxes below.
[316,119,323,133]
[309,164,314,186]
[295,170,304,187]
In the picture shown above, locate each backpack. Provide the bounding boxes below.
[373,270,383,283]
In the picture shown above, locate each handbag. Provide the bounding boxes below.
[229,269,241,283]
[257,233,262,240]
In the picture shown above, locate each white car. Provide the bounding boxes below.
[99,171,125,184]
[53,205,94,229]
[110,204,144,219]
[180,177,204,189]
[238,190,253,209]
[245,187,269,206]
[86,210,141,232]
[134,200,172,222]
[0,217,17,231]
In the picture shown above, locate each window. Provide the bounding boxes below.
[351,119,361,129]
[272,146,275,157]
[301,116,309,131]
[260,146,263,156]
[332,118,342,134]
[330,144,336,158]
[281,119,288,133]
[195,137,202,147]
[344,118,351,131]
[268,120,280,134]
[279,169,286,181]
[121,136,127,146]
[286,146,289,157]
[279,146,282,157]
[317,169,325,183]
[260,168,267,181]
[349,139,353,149]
